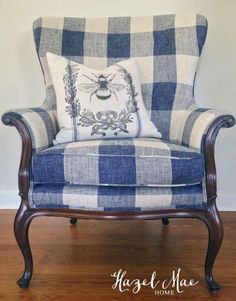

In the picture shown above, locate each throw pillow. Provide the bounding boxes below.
[46,52,162,143]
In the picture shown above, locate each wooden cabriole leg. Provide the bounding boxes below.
[14,202,34,288]
[203,199,223,292]
[201,116,235,292]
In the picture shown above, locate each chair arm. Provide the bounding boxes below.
[202,113,235,200]
[2,106,58,201]
[2,106,58,152]
[179,108,235,150]
[173,108,234,201]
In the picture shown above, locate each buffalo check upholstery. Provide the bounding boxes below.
[31,138,204,187]
[5,15,231,210]
[5,106,58,151]
[29,184,206,211]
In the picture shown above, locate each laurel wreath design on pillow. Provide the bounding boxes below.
[63,62,80,141]
[63,62,139,137]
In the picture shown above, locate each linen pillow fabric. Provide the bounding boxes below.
[46,52,162,143]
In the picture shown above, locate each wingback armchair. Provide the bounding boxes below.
[2,14,235,292]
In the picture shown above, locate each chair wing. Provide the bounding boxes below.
[33,14,208,141]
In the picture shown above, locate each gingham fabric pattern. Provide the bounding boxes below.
[2,14,233,211]
[6,106,58,151]
[29,183,207,211]
[33,14,208,143]
[170,107,231,149]
[32,138,204,187]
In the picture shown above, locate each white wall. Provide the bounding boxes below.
[0,0,235,209]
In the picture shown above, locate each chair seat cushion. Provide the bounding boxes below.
[29,184,206,210]
[32,138,204,187]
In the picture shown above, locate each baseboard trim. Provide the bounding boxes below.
[0,190,235,211]
[0,191,20,209]
[217,193,235,211]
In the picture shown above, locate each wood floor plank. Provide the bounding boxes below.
[0,210,235,300]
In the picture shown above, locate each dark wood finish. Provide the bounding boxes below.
[1,210,236,300]
[162,218,169,225]
[203,115,235,200]
[204,199,223,291]
[70,218,78,224]
[1,112,235,292]
[14,203,33,288]
[2,113,32,203]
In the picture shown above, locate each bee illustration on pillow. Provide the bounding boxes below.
[78,73,126,102]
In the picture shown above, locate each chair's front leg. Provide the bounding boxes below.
[204,199,223,292]
[14,202,34,288]
[202,115,235,291]
[2,112,35,287]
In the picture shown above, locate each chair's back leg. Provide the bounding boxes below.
[14,202,34,288]
[162,218,169,225]
[70,218,78,224]
[204,200,223,292]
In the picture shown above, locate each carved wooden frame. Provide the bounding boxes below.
[2,112,235,292]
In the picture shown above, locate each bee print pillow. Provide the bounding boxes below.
[46,52,162,143]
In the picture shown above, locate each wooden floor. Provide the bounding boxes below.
[0,211,235,301]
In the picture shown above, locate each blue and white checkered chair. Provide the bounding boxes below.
[2,15,235,291]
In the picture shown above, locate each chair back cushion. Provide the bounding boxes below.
[33,14,207,140]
